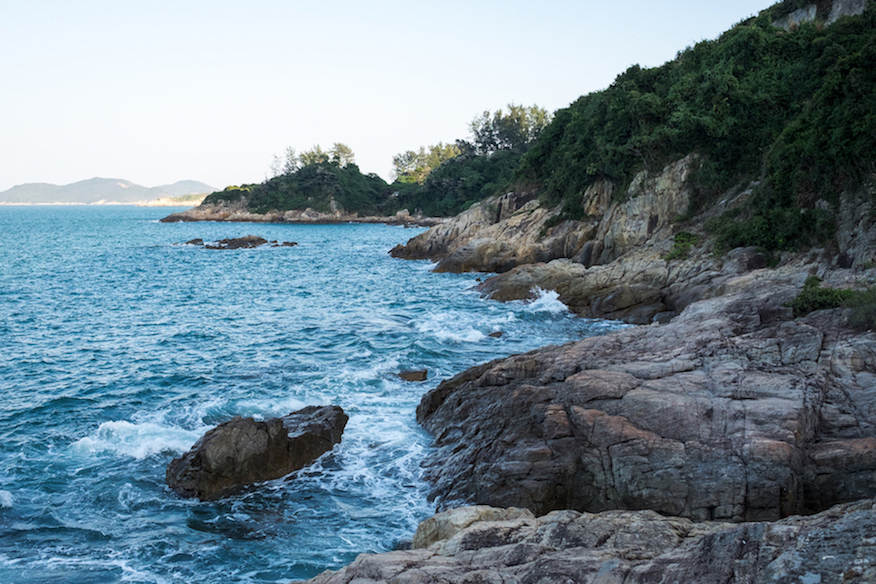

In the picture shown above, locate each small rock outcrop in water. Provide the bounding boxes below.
[299,501,876,583]
[166,405,347,500]
[183,236,298,249]
[398,369,428,382]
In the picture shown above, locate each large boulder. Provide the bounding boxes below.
[166,405,348,500]
[417,274,876,521]
[299,501,876,584]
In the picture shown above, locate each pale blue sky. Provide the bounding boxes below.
[1,1,771,192]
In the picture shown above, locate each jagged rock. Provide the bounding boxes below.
[166,405,347,500]
[389,156,697,276]
[416,274,876,521]
[390,191,597,273]
[298,501,876,584]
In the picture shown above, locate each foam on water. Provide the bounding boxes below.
[0,491,13,509]
[525,287,569,314]
[70,420,207,459]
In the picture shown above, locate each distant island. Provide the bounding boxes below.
[0,178,215,205]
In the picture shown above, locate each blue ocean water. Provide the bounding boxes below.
[0,206,624,583]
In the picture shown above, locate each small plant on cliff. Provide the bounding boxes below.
[665,231,698,261]
[846,287,876,331]
[787,276,856,317]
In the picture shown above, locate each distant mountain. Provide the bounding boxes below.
[0,178,216,204]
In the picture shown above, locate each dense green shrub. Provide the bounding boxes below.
[203,163,395,216]
[847,286,876,331]
[393,150,522,217]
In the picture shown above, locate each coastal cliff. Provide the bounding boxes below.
[298,1,876,582]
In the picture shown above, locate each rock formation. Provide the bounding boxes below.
[416,268,876,522]
[390,155,699,277]
[166,405,347,500]
[298,501,876,583]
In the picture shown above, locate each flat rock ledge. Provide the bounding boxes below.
[184,236,297,249]
[166,405,347,500]
[298,501,876,584]
[417,271,876,522]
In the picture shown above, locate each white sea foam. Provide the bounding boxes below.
[70,420,206,459]
[525,287,569,314]
[232,396,309,419]
[0,491,13,509]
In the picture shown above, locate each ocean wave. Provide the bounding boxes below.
[414,312,486,343]
[0,491,12,509]
[70,420,206,459]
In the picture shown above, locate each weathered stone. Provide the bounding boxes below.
[166,405,347,500]
[298,500,876,584]
[416,276,876,521]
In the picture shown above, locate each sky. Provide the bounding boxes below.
[1,0,773,192]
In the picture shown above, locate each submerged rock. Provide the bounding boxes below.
[166,405,347,500]
[298,500,876,584]
[183,236,297,249]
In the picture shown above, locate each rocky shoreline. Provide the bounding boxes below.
[295,153,876,582]
[159,157,876,582]
[298,501,876,583]
[159,199,444,227]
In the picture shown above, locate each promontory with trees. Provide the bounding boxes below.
[169,2,876,581]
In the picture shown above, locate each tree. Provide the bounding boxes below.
[467,104,551,154]
[329,143,356,167]
[391,142,460,183]
[299,145,329,166]
[270,146,299,177]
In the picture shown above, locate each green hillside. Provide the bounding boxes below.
[518,0,876,250]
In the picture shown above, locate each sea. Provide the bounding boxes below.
[0,205,625,583]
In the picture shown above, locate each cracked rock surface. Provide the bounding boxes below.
[299,501,876,584]
[417,275,876,521]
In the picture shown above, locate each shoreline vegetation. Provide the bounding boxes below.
[162,0,876,582]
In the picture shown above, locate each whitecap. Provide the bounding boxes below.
[414,312,486,343]
[525,287,569,314]
[70,420,206,459]
[0,491,13,509]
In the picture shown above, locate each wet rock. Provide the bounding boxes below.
[488,331,504,338]
[398,369,428,382]
[166,405,347,500]
[298,500,876,584]
[205,235,268,249]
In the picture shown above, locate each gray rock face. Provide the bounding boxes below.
[389,156,697,276]
[166,405,347,500]
[416,277,876,521]
[299,501,876,584]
